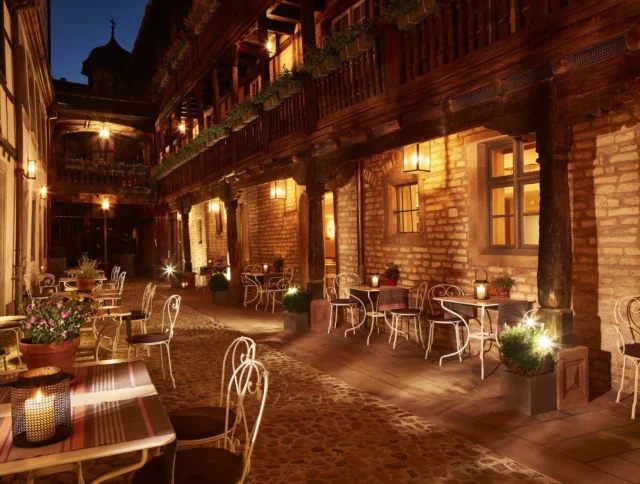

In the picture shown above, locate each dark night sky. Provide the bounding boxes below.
[51,0,148,84]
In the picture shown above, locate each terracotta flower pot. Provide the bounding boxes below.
[19,337,80,374]
[387,278,398,287]
[75,278,95,292]
[495,287,510,298]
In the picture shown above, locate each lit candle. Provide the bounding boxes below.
[263,264,269,273]
[476,285,487,300]
[371,276,379,288]
[25,389,56,442]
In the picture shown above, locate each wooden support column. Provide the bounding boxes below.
[185,93,194,142]
[356,159,366,281]
[258,14,271,148]
[180,201,193,273]
[230,44,239,105]
[224,193,243,303]
[173,104,182,151]
[536,80,573,345]
[300,0,318,133]
[195,81,206,130]
[212,68,221,125]
[307,177,326,299]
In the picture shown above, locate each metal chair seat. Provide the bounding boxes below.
[126,332,170,345]
[624,343,640,359]
[390,308,420,316]
[169,406,237,441]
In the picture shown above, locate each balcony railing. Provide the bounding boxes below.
[53,159,152,189]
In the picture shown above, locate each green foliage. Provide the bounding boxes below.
[492,276,516,290]
[301,20,373,72]
[499,325,556,377]
[272,256,284,271]
[48,247,65,258]
[21,294,98,344]
[283,289,311,313]
[75,253,100,279]
[209,273,230,292]
[384,262,400,280]
[380,0,421,23]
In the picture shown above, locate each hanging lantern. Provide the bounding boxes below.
[266,33,277,57]
[403,141,431,173]
[25,160,37,180]
[473,268,489,300]
[101,197,110,211]
[178,121,186,134]
[99,125,110,140]
[209,199,220,213]
[40,186,47,200]
[270,180,286,200]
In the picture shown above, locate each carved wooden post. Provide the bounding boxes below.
[536,80,573,345]
[258,14,271,148]
[212,68,221,125]
[195,82,205,131]
[300,0,318,133]
[185,93,193,142]
[231,43,239,105]
[180,201,193,273]
[307,178,326,298]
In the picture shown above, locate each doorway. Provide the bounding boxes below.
[324,192,336,287]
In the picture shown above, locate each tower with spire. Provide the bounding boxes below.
[81,20,131,97]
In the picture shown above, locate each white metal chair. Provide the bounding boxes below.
[242,265,263,307]
[333,273,361,299]
[33,266,57,294]
[131,282,157,335]
[388,281,428,349]
[265,268,294,313]
[104,266,121,290]
[326,287,359,334]
[132,356,268,484]
[25,284,50,304]
[168,336,257,446]
[424,284,471,366]
[127,295,181,388]
[614,295,640,419]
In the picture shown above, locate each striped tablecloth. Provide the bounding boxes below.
[0,394,173,464]
[349,286,408,311]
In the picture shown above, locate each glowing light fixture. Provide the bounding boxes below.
[403,141,431,173]
[327,220,335,239]
[99,125,110,140]
[209,199,220,213]
[178,121,186,134]
[39,186,47,200]
[267,33,277,57]
[270,180,286,200]
[473,268,489,300]
[538,335,552,350]
[165,265,174,275]
[287,287,297,294]
[25,160,36,180]
[177,212,182,221]
[101,197,110,211]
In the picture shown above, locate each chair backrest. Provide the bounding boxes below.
[412,282,429,313]
[241,273,261,289]
[220,336,257,407]
[110,266,120,282]
[268,277,289,291]
[326,287,338,302]
[243,264,262,274]
[117,271,127,295]
[141,283,157,318]
[613,296,640,356]
[161,295,181,339]
[224,358,269,483]
[282,266,294,281]
[427,284,464,315]
[33,266,42,282]
[346,293,367,327]
[213,261,227,273]
[334,273,360,299]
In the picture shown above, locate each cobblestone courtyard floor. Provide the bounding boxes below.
[2,280,557,483]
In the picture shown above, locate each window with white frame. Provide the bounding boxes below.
[332,0,367,37]
[487,139,540,249]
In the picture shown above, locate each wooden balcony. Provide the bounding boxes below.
[156,0,638,201]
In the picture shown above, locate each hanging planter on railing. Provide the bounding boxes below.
[340,33,376,62]
[278,80,303,99]
[263,94,282,111]
[311,55,340,79]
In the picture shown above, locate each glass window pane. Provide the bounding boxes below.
[522,142,539,173]
[523,183,540,214]
[491,146,514,177]
[352,2,366,23]
[412,213,419,233]
[412,184,419,209]
[523,214,539,245]
[493,217,515,246]
[403,212,413,233]
[491,186,514,216]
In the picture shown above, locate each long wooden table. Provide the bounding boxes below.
[0,358,174,483]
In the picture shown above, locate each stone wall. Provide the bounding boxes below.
[188,202,208,275]
[205,203,228,264]
[334,168,358,275]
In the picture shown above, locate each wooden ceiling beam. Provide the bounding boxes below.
[265,18,297,34]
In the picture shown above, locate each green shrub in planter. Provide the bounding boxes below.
[499,324,555,377]
[209,273,229,304]
[283,288,311,313]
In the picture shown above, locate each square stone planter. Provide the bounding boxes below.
[279,80,303,99]
[283,312,309,334]
[396,0,437,30]
[500,369,557,416]
[312,56,340,79]
[212,291,229,304]
[263,94,282,111]
[340,34,375,62]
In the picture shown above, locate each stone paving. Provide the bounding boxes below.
[1,280,557,483]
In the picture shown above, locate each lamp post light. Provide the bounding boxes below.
[403,141,432,174]
[101,197,110,273]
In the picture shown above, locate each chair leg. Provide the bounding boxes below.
[617,358,627,403]
[393,316,400,350]
[14,330,22,366]
[632,361,639,420]
[417,318,425,349]
[454,324,462,362]
[127,346,132,358]
[272,292,276,314]
[160,344,166,379]
[165,343,176,389]
[425,324,433,359]
[367,315,376,346]
[328,306,334,334]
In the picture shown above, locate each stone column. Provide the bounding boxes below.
[307,180,325,299]
[536,80,573,345]
[225,197,243,303]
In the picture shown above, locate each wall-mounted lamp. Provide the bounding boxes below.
[177,212,182,221]
[403,141,431,173]
[178,121,186,135]
[208,199,220,213]
[99,125,110,140]
[327,220,335,239]
[267,33,277,57]
[270,180,286,200]
[101,197,110,211]
[24,160,36,180]
[40,186,47,200]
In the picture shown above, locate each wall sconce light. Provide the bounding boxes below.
[40,186,47,200]
[101,197,110,211]
[267,33,277,57]
[327,220,335,239]
[178,121,186,134]
[24,160,36,180]
[209,199,220,213]
[270,180,286,200]
[177,212,182,221]
[403,141,431,173]
[473,268,489,300]
[99,125,110,140]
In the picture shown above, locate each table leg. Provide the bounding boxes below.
[91,448,149,484]
[439,304,471,365]
[480,307,485,380]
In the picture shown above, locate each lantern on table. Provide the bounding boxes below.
[11,367,72,448]
[262,264,269,274]
[473,268,489,300]
[371,275,380,288]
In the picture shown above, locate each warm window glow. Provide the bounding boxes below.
[403,142,431,173]
[396,184,419,233]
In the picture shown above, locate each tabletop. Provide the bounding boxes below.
[0,316,25,329]
[59,277,108,283]
[0,359,174,478]
[348,284,412,292]
[434,295,500,308]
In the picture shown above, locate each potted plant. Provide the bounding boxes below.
[492,276,516,298]
[278,79,303,99]
[338,22,375,62]
[263,93,282,111]
[48,247,66,280]
[209,273,230,304]
[283,288,311,333]
[74,253,100,292]
[499,324,557,416]
[384,262,400,286]
[387,0,439,31]
[19,294,98,373]
[312,55,340,79]
[273,256,284,272]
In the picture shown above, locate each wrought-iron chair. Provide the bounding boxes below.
[25,283,50,304]
[265,268,294,313]
[33,266,57,294]
[614,295,640,419]
[133,356,269,484]
[127,295,181,388]
[168,336,257,447]
[104,265,121,290]
[326,287,359,334]
[131,282,157,335]
[424,284,471,366]
[242,265,263,307]
[333,273,361,299]
[197,267,212,293]
[388,281,428,349]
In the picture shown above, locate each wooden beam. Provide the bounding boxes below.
[213,68,221,125]
[231,44,240,105]
[264,18,296,35]
[267,3,300,22]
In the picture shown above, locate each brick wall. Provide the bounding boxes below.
[334,168,358,274]
[204,203,228,264]
[188,202,208,280]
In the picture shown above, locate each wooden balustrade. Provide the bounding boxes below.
[236,117,264,161]
[316,36,385,119]
[55,160,151,189]
[269,91,306,142]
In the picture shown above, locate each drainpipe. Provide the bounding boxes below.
[11,6,26,311]
[356,160,366,281]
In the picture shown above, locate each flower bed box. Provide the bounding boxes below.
[396,0,437,30]
[217,128,231,140]
[500,370,557,416]
[263,94,282,111]
[230,119,247,132]
[312,56,340,79]
[340,34,375,62]
[279,80,303,99]
[241,107,259,124]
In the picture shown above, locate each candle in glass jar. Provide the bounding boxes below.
[476,285,487,300]
[25,389,56,442]
[263,264,269,273]
[371,276,379,288]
